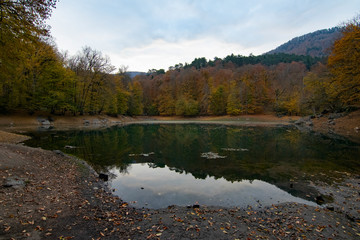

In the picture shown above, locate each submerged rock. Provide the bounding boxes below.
[129,152,155,157]
[64,145,77,149]
[201,152,226,159]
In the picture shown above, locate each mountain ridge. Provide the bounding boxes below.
[267,27,342,57]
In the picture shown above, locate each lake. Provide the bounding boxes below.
[24,124,360,209]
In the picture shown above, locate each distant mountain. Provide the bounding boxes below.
[126,71,146,78]
[267,27,342,57]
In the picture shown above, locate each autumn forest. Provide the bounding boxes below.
[0,1,359,117]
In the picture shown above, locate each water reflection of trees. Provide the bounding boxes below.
[25,124,360,183]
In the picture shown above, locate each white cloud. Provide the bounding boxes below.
[48,0,359,71]
[107,37,271,72]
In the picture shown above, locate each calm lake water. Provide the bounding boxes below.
[24,124,360,209]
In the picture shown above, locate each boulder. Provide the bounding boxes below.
[3,177,25,188]
[328,113,343,120]
[328,120,336,125]
[53,150,65,156]
[99,173,109,181]
[315,195,325,204]
[294,119,305,125]
[37,118,51,125]
[295,116,312,126]
[92,119,101,125]
[305,121,313,126]
[326,206,335,211]
[187,204,200,209]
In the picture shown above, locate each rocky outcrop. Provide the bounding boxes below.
[294,116,313,132]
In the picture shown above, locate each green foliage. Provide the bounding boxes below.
[189,57,207,70]
[127,82,143,116]
[180,53,324,71]
[175,98,186,116]
[186,99,200,116]
[157,97,175,115]
[69,46,116,115]
[302,64,335,114]
[0,0,58,113]
[147,69,165,75]
[0,0,58,51]
[156,85,175,116]
[226,81,242,115]
[223,53,324,70]
[175,98,199,116]
[24,42,76,114]
[209,86,227,115]
[274,92,301,116]
[145,104,159,116]
[116,90,130,115]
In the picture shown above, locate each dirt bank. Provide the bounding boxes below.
[311,110,360,142]
[1,131,359,239]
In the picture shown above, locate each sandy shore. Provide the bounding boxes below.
[0,115,360,239]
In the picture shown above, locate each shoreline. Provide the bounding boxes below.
[1,116,360,239]
[1,142,359,239]
[0,113,297,129]
[0,112,358,143]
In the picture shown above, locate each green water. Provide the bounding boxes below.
[24,124,360,208]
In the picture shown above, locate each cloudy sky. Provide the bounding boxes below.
[48,0,359,72]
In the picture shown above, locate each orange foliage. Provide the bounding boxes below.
[328,17,360,106]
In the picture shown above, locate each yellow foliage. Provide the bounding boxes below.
[328,17,360,106]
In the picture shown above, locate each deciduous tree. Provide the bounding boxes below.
[328,16,360,107]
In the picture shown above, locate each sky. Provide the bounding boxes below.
[48,0,359,72]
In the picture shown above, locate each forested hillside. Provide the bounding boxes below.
[267,28,341,57]
[0,1,359,117]
[136,54,325,116]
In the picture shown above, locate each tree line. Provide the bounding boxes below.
[0,1,359,117]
